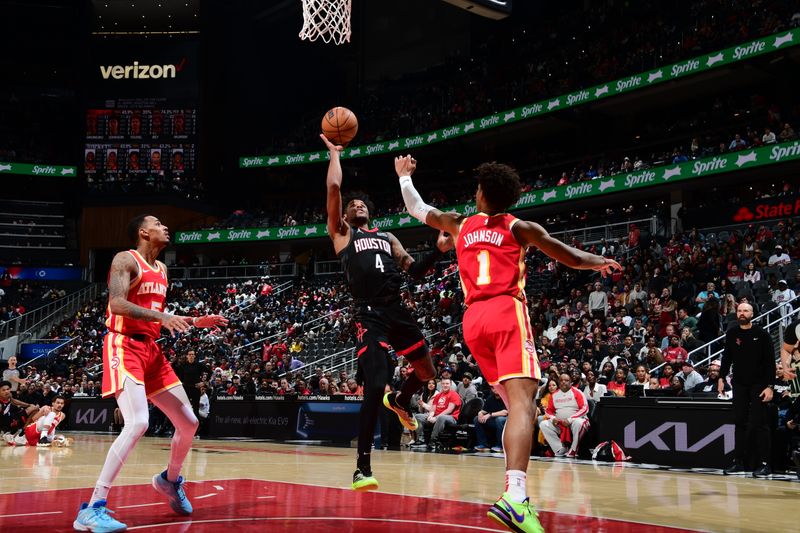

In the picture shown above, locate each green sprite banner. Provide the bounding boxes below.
[179,139,800,244]
[0,161,77,177]
[239,29,799,169]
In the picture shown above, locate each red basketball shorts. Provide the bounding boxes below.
[101,332,181,398]
[24,421,41,446]
[462,295,541,385]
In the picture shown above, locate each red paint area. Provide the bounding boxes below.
[155,443,346,457]
[0,478,701,532]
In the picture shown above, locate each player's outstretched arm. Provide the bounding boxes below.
[388,230,454,280]
[395,155,464,237]
[322,134,347,239]
[511,220,622,277]
[108,252,190,335]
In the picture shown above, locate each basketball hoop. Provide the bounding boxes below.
[299,0,352,45]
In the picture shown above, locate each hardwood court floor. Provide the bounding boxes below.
[1,434,798,532]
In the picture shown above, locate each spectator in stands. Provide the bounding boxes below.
[588,282,608,320]
[727,265,743,284]
[679,361,704,391]
[583,370,607,401]
[678,308,698,333]
[472,388,508,453]
[412,377,461,451]
[540,373,590,459]
[631,364,650,389]
[597,362,615,385]
[663,335,690,366]
[598,351,621,372]
[629,283,647,305]
[698,297,722,343]
[762,127,777,145]
[729,134,748,151]
[669,375,687,396]
[769,246,792,267]
[660,324,678,350]
[607,368,627,397]
[773,279,796,325]
[695,282,720,310]
[456,373,478,403]
[680,327,702,352]
[439,366,454,382]
[317,378,332,396]
[779,123,796,142]
[413,379,438,416]
[345,378,361,395]
[278,378,296,396]
[692,362,731,396]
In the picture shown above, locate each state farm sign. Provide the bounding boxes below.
[733,197,800,222]
[684,194,800,229]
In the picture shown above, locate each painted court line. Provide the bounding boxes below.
[118,502,165,509]
[194,493,217,500]
[0,511,62,518]
[127,516,508,531]
[213,485,224,491]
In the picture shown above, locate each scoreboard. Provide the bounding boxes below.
[84,107,197,180]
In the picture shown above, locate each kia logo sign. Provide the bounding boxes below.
[75,408,107,426]
[624,421,734,453]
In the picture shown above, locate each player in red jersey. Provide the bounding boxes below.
[395,157,620,533]
[25,395,66,447]
[74,215,228,532]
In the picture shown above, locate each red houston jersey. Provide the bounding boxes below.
[456,213,526,306]
[105,250,168,339]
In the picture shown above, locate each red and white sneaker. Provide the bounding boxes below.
[565,450,577,459]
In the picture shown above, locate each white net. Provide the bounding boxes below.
[299,0,352,45]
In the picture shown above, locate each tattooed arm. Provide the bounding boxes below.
[107,252,190,334]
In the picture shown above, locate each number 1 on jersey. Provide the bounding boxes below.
[476,250,491,285]
[375,254,385,272]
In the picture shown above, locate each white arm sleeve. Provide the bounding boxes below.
[399,175,435,224]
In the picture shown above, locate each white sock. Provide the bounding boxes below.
[38,413,56,441]
[505,470,527,503]
[89,482,111,506]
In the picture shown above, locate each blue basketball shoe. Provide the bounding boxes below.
[73,500,127,532]
[152,470,193,515]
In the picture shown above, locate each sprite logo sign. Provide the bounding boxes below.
[239,29,798,169]
[180,140,800,244]
[0,162,77,177]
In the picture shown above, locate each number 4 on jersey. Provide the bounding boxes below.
[375,254,385,272]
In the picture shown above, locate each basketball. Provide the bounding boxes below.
[321,106,358,146]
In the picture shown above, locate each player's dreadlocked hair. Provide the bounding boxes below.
[475,162,522,212]
[342,192,375,219]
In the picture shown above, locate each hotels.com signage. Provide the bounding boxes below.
[99,58,187,80]
[732,196,800,222]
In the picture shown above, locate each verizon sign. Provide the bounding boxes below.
[99,58,187,80]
